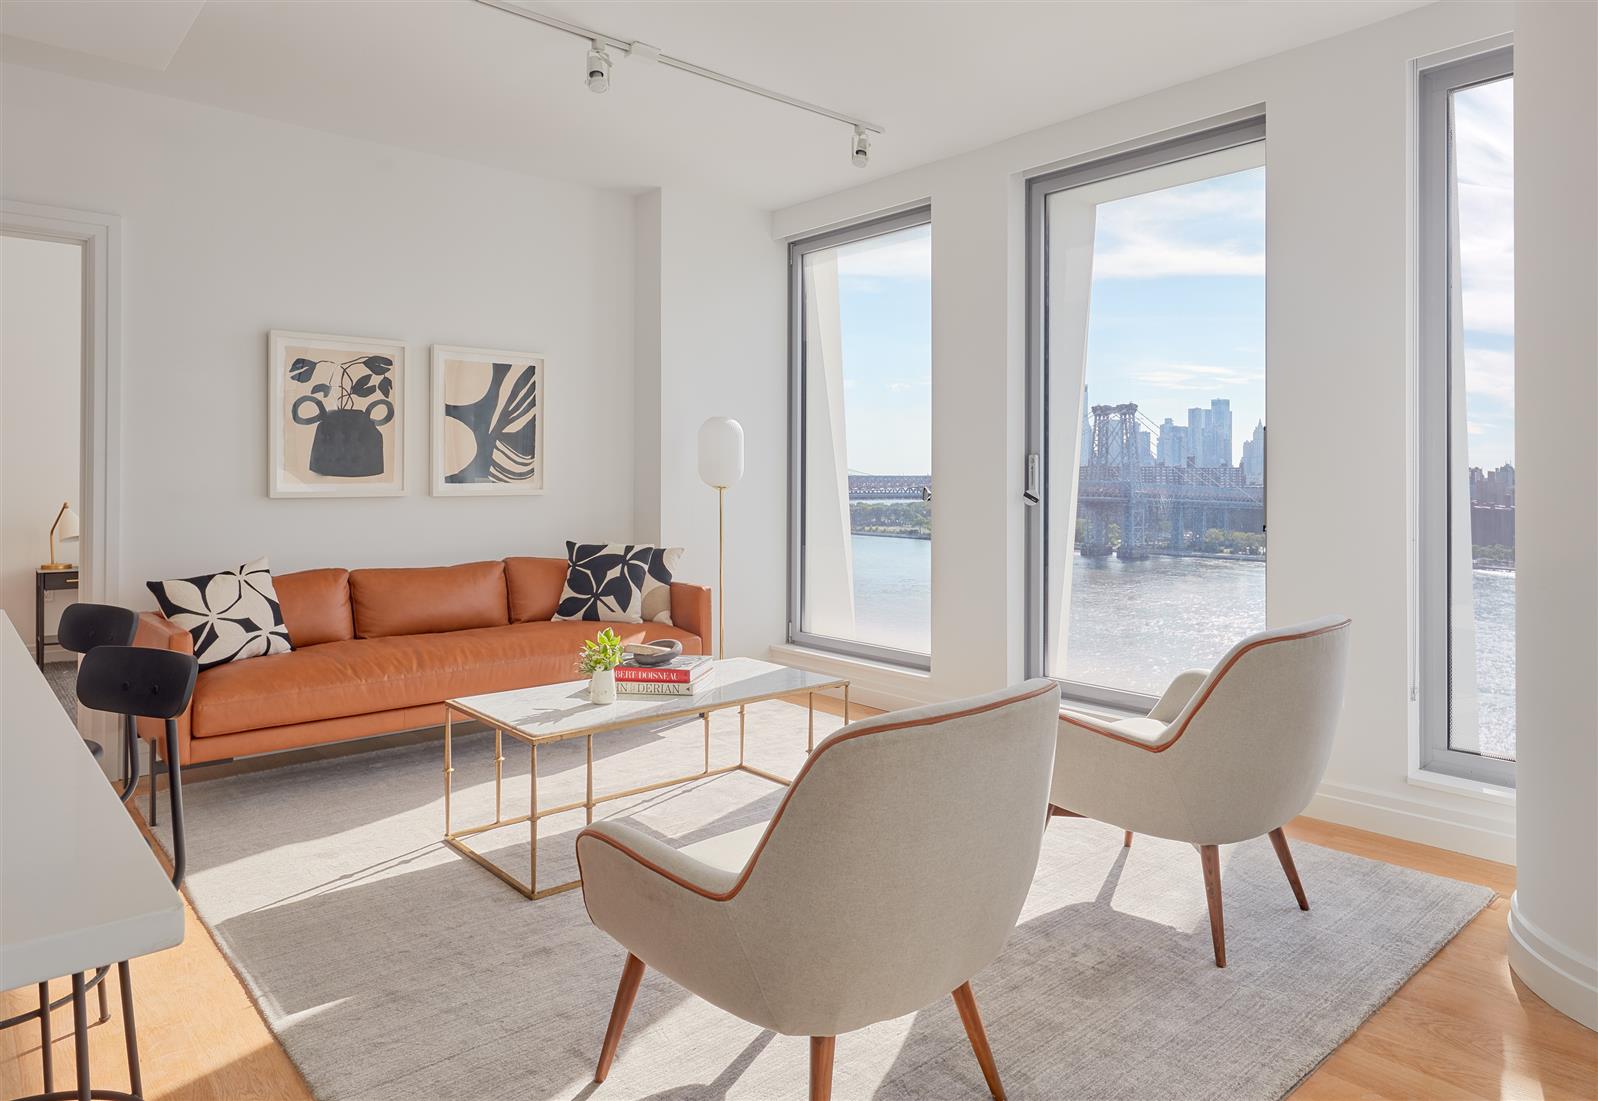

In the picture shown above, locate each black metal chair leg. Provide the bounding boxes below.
[118,716,140,806]
[118,961,142,1098]
[147,740,157,828]
[38,982,53,1093]
[164,719,186,889]
[71,972,91,1101]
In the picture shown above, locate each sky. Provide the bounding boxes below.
[834,223,933,474]
[829,87,1512,476]
[1455,76,1515,472]
[1079,165,1265,466]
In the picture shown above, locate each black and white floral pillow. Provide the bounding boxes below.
[554,542,683,624]
[147,556,293,671]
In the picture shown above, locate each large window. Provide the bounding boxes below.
[1026,119,1267,709]
[789,209,932,667]
[1419,48,1515,785]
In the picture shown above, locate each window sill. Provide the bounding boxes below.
[768,643,935,711]
[1408,766,1516,806]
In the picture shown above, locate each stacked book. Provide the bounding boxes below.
[614,653,716,696]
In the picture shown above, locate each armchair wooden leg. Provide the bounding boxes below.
[594,953,645,1083]
[1199,844,1226,968]
[809,1036,836,1101]
[1268,827,1310,910]
[1124,830,1133,848]
[952,981,1006,1100]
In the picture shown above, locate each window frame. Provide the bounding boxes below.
[787,205,934,670]
[1023,115,1268,711]
[1416,47,1515,788]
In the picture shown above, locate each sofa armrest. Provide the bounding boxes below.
[134,612,195,765]
[670,582,713,654]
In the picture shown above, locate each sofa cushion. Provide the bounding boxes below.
[349,560,508,639]
[146,556,292,670]
[274,568,354,646]
[505,556,568,623]
[188,619,703,738]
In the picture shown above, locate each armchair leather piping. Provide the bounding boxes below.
[1057,617,1352,753]
[575,680,1060,905]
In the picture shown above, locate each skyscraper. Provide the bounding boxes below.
[1241,420,1265,484]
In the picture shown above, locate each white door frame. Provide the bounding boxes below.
[2,199,124,770]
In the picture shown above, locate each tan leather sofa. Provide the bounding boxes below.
[134,558,710,766]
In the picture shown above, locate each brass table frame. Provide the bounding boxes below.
[442,677,850,900]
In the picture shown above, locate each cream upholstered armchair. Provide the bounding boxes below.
[576,680,1061,1101]
[1049,616,1351,968]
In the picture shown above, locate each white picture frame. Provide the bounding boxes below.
[269,330,406,498]
[430,344,546,496]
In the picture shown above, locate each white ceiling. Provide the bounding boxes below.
[1,0,1429,209]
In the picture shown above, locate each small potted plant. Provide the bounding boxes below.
[578,628,625,704]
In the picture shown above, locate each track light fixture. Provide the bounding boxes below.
[586,40,612,93]
[851,127,870,168]
[476,0,883,166]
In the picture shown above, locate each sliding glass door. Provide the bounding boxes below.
[1027,120,1267,708]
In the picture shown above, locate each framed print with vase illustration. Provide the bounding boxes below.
[430,344,545,496]
[269,330,405,498]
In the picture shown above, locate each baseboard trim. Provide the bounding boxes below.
[1507,892,1598,1031]
[1305,779,1516,863]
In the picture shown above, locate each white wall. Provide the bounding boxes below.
[634,187,787,658]
[1,64,637,598]
[770,2,1523,859]
[1509,0,1598,1030]
[0,234,81,644]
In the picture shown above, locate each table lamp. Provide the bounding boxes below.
[42,501,79,571]
[697,417,744,659]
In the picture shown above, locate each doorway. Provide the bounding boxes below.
[1,201,123,776]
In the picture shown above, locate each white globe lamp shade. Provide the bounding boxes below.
[698,417,744,489]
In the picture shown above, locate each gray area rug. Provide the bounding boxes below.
[150,700,1492,1100]
[43,659,78,726]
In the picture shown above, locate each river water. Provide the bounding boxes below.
[847,533,1516,759]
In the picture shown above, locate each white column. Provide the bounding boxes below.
[1510,0,1598,1030]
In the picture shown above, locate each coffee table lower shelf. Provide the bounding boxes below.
[441,681,846,900]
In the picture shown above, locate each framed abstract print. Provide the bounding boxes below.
[430,345,545,496]
[269,330,405,498]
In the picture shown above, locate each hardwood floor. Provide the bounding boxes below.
[4,703,1594,1100]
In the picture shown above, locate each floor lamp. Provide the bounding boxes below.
[697,417,744,660]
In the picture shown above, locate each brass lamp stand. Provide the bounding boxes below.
[41,501,79,571]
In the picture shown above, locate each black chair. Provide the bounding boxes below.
[78,645,198,889]
[58,602,142,805]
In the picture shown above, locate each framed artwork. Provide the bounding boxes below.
[430,344,545,496]
[269,331,405,498]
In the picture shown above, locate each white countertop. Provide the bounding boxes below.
[1,616,183,990]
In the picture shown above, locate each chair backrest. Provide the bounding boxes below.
[57,602,139,654]
[1162,615,1351,842]
[732,679,1060,1037]
[77,645,198,721]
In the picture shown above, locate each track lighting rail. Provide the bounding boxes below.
[474,0,885,141]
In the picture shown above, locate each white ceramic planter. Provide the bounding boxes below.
[589,668,617,705]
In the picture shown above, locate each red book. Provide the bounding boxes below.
[613,655,714,683]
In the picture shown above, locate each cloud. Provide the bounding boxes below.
[1455,77,1515,337]
[1463,347,1515,405]
[836,226,931,281]
[1091,168,1265,279]
[1093,241,1264,279]
[1131,362,1262,391]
